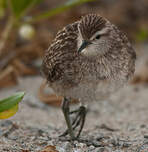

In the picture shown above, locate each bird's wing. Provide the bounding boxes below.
[41,22,79,83]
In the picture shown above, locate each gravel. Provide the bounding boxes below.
[0,79,148,151]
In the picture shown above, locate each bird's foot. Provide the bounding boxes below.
[59,98,87,140]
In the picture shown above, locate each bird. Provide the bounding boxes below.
[41,14,136,140]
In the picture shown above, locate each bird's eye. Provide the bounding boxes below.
[95,35,101,39]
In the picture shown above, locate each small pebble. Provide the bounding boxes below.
[89,145,95,150]
[62,141,72,150]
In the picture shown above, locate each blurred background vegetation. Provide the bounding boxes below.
[0,0,148,106]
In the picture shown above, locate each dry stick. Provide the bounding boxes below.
[38,80,63,106]
[0,17,14,57]
[38,80,78,106]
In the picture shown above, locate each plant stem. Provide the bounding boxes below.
[26,0,96,24]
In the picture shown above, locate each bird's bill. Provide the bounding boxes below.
[78,40,91,53]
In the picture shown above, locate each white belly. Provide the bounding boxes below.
[51,79,125,103]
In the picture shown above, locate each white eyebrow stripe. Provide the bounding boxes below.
[90,27,109,40]
[77,23,83,40]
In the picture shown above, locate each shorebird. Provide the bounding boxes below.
[41,14,136,140]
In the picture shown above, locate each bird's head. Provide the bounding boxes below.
[77,14,119,59]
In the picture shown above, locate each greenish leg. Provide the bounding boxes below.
[60,98,87,139]
[60,97,75,140]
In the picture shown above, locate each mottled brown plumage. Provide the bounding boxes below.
[42,14,135,102]
[41,14,136,139]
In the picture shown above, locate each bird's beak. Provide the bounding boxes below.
[78,40,91,53]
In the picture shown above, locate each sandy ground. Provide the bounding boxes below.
[0,46,148,152]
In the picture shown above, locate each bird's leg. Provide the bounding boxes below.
[59,107,80,137]
[75,106,86,138]
[69,109,81,114]
[68,106,86,138]
[60,97,75,140]
[60,102,87,139]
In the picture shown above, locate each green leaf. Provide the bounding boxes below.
[10,0,43,19]
[0,92,25,112]
[0,104,19,119]
[29,0,96,23]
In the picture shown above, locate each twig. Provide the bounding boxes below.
[0,16,14,57]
